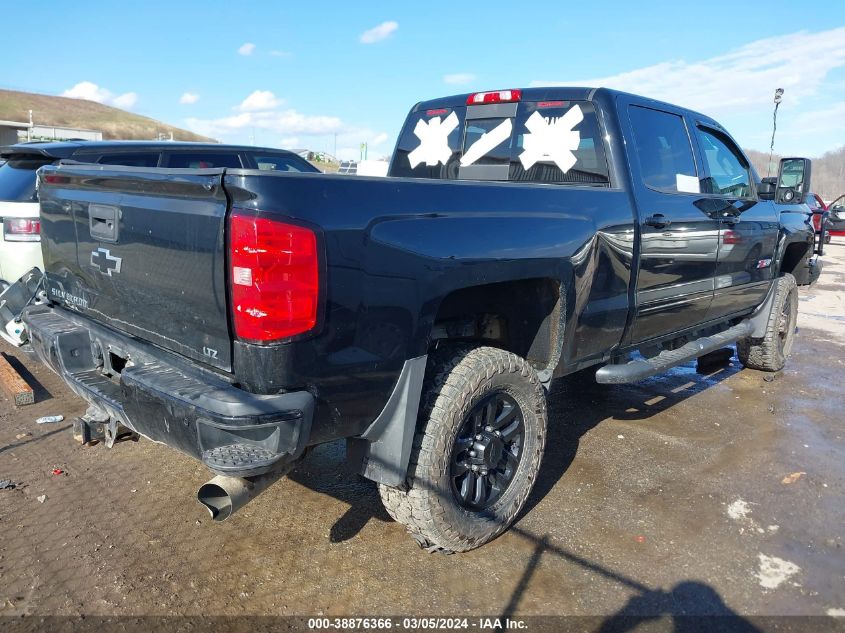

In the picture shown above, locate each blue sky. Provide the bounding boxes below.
[2,1,844,159]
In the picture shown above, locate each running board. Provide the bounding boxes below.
[595,320,753,384]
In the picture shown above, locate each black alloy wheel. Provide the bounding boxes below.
[449,392,525,510]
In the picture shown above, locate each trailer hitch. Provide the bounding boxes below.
[73,405,138,447]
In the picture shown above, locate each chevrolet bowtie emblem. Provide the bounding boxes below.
[90,248,122,276]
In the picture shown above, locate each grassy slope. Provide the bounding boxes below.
[0,89,215,142]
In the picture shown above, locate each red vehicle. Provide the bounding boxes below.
[804,192,832,242]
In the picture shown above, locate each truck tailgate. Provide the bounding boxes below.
[38,165,233,372]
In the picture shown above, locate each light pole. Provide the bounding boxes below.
[767,88,784,178]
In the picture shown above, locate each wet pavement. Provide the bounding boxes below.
[0,244,843,622]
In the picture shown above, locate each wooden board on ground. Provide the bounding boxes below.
[0,352,34,406]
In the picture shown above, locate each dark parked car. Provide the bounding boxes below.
[825,194,845,236]
[0,141,318,285]
[9,87,819,553]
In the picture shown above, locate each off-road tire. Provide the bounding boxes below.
[378,346,547,553]
[737,273,798,372]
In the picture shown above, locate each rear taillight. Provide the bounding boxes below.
[467,89,522,105]
[722,230,742,245]
[229,210,319,342]
[3,218,41,242]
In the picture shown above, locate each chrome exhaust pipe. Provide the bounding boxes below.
[197,467,291,522]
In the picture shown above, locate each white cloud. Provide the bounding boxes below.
[62,81,111,103]
[179,92,200,105]
[444,73,476,86]
[360,21,398,44]
[186,109,343,138]
[270,50,291,58]
[775,101,845,154]
[237,90,283,112]
[792,101,845,136]
[532,27,845,113]
[186,113,387,161]
[185,91,389,160]
[370,132,389,147]
[238,42,256,56]
[112,92,138,108]
[61,81,138,109]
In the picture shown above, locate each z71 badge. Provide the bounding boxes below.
[90,248,122,276]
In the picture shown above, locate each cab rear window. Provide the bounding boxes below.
[390,100,609,186]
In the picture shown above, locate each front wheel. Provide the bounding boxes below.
[378,346,547,553]
[737,273,798,372]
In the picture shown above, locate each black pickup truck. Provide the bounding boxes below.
[12,87,822,553]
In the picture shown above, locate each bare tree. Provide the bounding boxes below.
[745,146,845,202]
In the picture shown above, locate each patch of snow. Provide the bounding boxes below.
[727,499,752,521]
[755,554,801,589]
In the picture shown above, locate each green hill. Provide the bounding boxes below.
[0,89,215,142]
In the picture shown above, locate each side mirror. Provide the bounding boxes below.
[757,178,776,200]
[775,157,812,204]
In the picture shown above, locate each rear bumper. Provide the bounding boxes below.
[22,304,313,477]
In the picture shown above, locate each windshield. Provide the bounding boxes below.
[390,100,610,186]
[0,156,55,202]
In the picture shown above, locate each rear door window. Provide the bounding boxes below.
[509,101,608,185]
[249,153,317,172]
[0,156,55,202]
[390,100,609,186]
[628,105,699,194]
[391,107,465,180]
[164,152,243,168]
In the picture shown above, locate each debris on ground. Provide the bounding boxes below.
[755,553,801,589]
[15,432,30,440]
[727,499,753,521]
[782,472,806,485]
[36,494,47,503]
[51,468,64,476]
[0,480,16,490]
[36,415,64,425]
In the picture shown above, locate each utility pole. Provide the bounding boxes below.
[28,109,33,141]
[767,88,784,178]
[334,133,337,159]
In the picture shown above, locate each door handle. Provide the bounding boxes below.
[89,203,119,242]
[644,214,671,229]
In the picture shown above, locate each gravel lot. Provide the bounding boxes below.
[1,243,843,627]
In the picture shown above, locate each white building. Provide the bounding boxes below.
[0,119,31,145]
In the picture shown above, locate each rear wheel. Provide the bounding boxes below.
[378,346,547,553]
[737,273,798,372]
